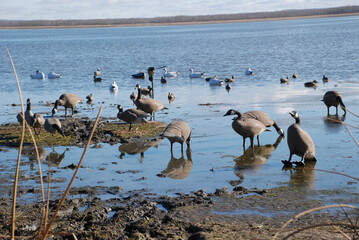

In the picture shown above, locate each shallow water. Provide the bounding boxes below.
[0,16,358,203]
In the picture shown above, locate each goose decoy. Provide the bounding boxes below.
[225,83,232,91]
[225,76,235,83]
[321,90,346,115]
[30,70,45,79]
[163,68,179,78]
[131,71,146,79]
[135,84,152,96]
[205,77,211,82]
[94,68,102,81]
[48,72,62,79]
[32,113,45,135]
[161,76,167,83]
[117,105,149,130]
[17,98,34,126]
[280,76,289,83]
[160,121,191,154]
[134,84,167,120]
[322,75,329,82]
[44,118,65,137]
[243,111,284,138]
[282,111,316,167]
[292,73,298,78]
[245,68,254,76]
[109,82,118,90]
[209,75,223,85]
[86,94,93,102]
[189,68,205,78]
[52,93,82,117]
[224,109,269,150]
[304,80,318,87]
[168,92,175,103]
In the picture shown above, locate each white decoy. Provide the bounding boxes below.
[189,68,205,78]
[48,72,62,79]
[245,68,254,76]
[109,82,118,90]
[209,75,223,85]
[30,70,45,79]
[163,68,179,78]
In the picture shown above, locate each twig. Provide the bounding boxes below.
[315,169,359,182]
[346,108,359,118]
[329,223,351,240]
[340,204,359,237]
[272,204,358,240]
[327,118,359,130]
[40,106,103,240]
[343,124,359,148]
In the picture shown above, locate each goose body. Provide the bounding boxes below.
[135,84,152,96]
[322,75,328,82]
[30,70,45,79]
[94,68,101,77]
[134,84,167,119]
[52,93,82,117]
[44,118,65,137]
[225,83,232,91]
[189,68,205,78]
[32,113,45,134]
[117,105,149,130]
[132,72,146,79]
[280,76,289,83]
[225,76,235,83]
[245,68,254,76]
[168,92,175,103]
[17,98,34,126]
[304,80,318,87]
[161,76,167,83]
[109,82,118,90]
[209,75,223,85]
[163,68,178,78]
[48,72,62,79]
[224,109,268,149]
[283,111,316,166]
[161,121,191,153]
[321,90,346,115]
[243,111,284,136]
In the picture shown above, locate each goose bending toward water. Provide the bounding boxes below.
[44,118,65,137]
[321,90,346,115]
[52,93,82,117]
[163,68,178,78]
[17,98,34,126]
[160,121,191,154]
[117,105,149,130]
[209,75,223,85]
[245,68,254,76]
[243,111,284,137]
[304,80,318,87]
[224,109,269,150]
[134,84,167,120]
[282,111,316,167]
[189,68,205,78]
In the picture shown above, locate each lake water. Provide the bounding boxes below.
[0,16,358,204]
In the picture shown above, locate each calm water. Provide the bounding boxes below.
[0,16,358,204]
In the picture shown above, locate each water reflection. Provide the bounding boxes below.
[282,162,316,189]
[160,150,192,179]
[44,148,68,167]
[323,115,345,133]
[118,137,163,162]
[21,146,47,170]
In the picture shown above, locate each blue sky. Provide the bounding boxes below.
[1,0,358,20]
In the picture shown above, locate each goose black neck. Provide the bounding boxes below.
[233,110,242,119]
[26,101,31,111]
[294,116,300,124]
[337,96,346,109]
[137,87,142,100]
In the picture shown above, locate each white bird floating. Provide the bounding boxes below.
[48,71,62,79]
[189,68,205,78]
[30,70,45,79]
[109,82,118,90]
[209,75,223,85]
[245,68,254,76]
[163,68,179,78]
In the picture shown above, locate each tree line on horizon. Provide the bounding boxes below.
[1,5,358,28]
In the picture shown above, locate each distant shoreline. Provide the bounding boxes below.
[1,12,358,30]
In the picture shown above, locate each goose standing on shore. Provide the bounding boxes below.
[282,111,316,167]
[52,93,82,117]
[243,111,284,139]
[17,98,34,126]
[134,84,167,120]
[117,105,149,130]
[32,113,45,135]
[160,121,191,154]
[44,118,65,137]
[224,109,269,150]
[321,90,346,115]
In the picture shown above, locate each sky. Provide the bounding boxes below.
[1,0,358,20]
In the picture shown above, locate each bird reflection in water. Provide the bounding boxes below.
[159,148,192,179]
[282,162,316,190]
[44,148,69,167]
[118,137,163,162]
[22,146,47,170]
[323,114,346,133]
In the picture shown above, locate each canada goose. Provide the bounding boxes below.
[168,92,175,103]
[17,98,34,126]
[135,84,152,96]
[225,83,232,91]
[117,105,149,130]
[304,80,318,87]
[161,76,167,83]
[280,76,289,83]
[292,73,298,78]
[160,121,191,154]
[321,90,346,115]
[86,94,93,102]
[322,75,328,82]
[52,93,82,117]
[225,76,235,83]
[134,84,167,120]
[282,111,316,167]
[32,113,45,135]
[224,109,269,150]
[130,92,137,101]
[44,118,65,137]
[243,111,284,137]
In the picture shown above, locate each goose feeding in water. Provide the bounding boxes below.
[189,68,205,78]
[282,111,316,167]
[135,84,152,96]
[160,121,191,154]
[134,84,168,120]
[209,75,223,85]
[243,111,284,138]
[163,68,179,78]
[30,70,45,79]
[48,71,62,79]
[280,76,289,83]
[322,75,329,82]
[52,93,82,117]
[304,80,318,87]
[117,105,149,130]
[225,76,235,83]
[44,118,65,137]
[16,98,34,126]
[245,68,254,76]
[224,109,269,150]
[321,90,346,115]
[168,92,175,103]
[109,82,118,90]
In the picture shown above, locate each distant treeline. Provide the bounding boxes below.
[1,5,359,28]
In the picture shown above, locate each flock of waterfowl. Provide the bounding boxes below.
[20,67,347,168]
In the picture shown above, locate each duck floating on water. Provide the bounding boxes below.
[132,72,146,79]
[280,76,289,83]
[225,76,235,83]
[163,68,179,78]
[30,70,45,79]
[48,71,62,79]
[109,82,118,90]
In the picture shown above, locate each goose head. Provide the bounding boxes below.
[117,105,123,113]
[135,84,141,89]
[223,109,237,117]
[289,111,299,119]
